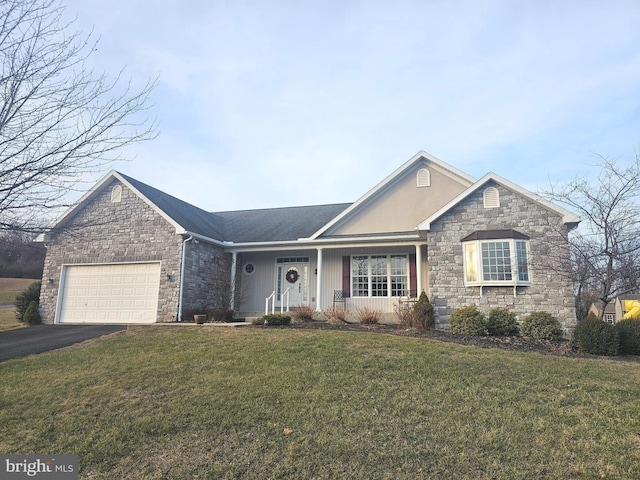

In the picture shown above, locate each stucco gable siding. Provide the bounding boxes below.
[325,162,470,237]
[39,179,184,323]
[426,182,576,334]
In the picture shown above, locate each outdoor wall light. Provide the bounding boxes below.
[48,278,55,284]
[166,274,174,281]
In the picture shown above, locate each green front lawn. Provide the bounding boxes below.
[1,326,639,479]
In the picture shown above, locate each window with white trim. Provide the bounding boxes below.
[351,254,409,297]
[604,313,615,324]
[462,230,530,287]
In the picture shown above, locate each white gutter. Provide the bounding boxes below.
[223,234,422,253]
[177,235,194,321]
[176,230,230,247]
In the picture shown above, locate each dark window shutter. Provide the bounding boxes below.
[409,254,417,297]
[342,256,351,297]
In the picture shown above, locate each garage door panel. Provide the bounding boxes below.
[58,263,160,324]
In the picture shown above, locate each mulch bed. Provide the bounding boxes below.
[272,320,640,362]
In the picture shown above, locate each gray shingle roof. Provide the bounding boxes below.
[119,172,351,243]
[214,204,352,243]
[118,172,226,240]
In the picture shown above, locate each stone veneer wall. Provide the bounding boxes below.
[426,181,577,335]
[180,239,232,314]
[39,179,184,323]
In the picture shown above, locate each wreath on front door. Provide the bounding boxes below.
[285,268,299,283]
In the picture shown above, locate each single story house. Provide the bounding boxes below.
[37,151,580,332]
[589,295,640,324]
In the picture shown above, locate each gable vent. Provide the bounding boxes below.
[111,185,122,203]
[483,186,499,208]
[417,168,431,187]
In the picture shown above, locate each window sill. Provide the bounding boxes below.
[464,283,530,298]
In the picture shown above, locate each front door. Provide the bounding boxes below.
[277,260,309,308]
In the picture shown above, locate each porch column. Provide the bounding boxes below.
[316,248,323,311]
[229,251,237,310]
[415,243,423,296]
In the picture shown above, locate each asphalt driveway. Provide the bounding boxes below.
[0,325,128,362]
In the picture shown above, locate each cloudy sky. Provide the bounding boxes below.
[63,0,640,212]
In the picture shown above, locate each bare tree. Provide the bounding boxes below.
[0,0,157,233]
[542,154,640,319]
[0,230,45,277]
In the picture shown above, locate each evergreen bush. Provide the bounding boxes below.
[520,311,563,340]
[15,281,41,323]
[572,317,619,356]
[413,292,435,331]
[262,314,291,326]
[449,306,487,336]
[614,319,640,355]
[23,300,42,325]
[487,308,519,336]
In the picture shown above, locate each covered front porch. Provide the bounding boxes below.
[227,241,428,318]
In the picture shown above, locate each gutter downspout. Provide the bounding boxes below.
[177,235,194,322]
[229,251,237,310]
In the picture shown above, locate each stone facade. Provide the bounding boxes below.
[180,239,232,313]
[40,179,185,323]
[426,181,576,334]
[38,161,579,329]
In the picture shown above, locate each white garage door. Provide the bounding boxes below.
[57,263,161,324]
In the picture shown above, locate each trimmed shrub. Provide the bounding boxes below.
[356,307,381,325]
[615,319,640,355]
[413,292,435,331]
[449,306,487,336]
[520,311,563,340]
[572,318,619,356]
[487,308,519,336]
[23,300,42,325]
[15,281,41,323]
[262,314,291,326]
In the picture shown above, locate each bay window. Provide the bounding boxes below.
[352,254,409,297]
[461,230,530,287]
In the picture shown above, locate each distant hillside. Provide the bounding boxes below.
[0,278,40,305]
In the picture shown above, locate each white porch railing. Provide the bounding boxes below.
[265,291,276,315]
[280,288,291,313]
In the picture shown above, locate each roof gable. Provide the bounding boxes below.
[416,172,581,231]
[38,169,351,244]
[310,151,476,239]
[39,152,578,247]
[38,170,226,243]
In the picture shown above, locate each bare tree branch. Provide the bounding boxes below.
[541,154,640,319]
[0,0,158,233]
